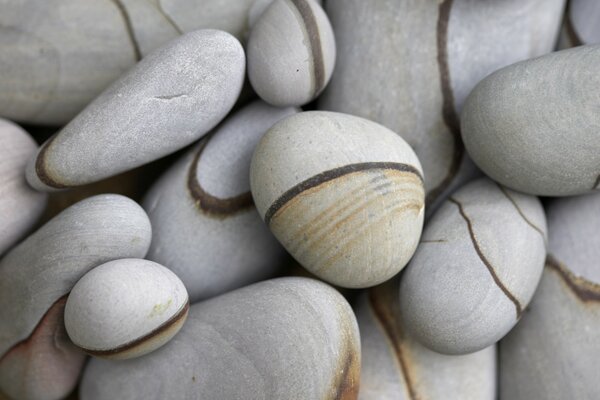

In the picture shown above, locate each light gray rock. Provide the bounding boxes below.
[247,0,322,30]
[500,192,600,400]
[319,0,565,206]
[0,119,47,257]
[357,280,496,400]
[250,111,425,288]
[144,101,295,302]
[25,29,245,191]
[461,45,600,196]
[400,178,547,355]
[247,0,335,106]
[0,0,259,126]
[0,194,152,400]
[558,0,600,48]
[80,277,360,400]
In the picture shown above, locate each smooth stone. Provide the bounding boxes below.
[400,178,547,354]
[461,45,600,196]
[79,277,360,400]
[0,194,151,400]
[65,259,189,360]
[559,0,600,48]
[247,0,335,106]
[357,280,496,399]
[0,119,47,257]
[144,100,295,302]
[26,29,245,191]
[0,0,259,126]
[247,0,322,30]
[500,192,600,399]
[319,0,565,206]
[250,111,425,288]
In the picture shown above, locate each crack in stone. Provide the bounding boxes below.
[110,0,142,61]
[153,93,189,100]
[153,0,183,34]
[496,183,547,246]
[546,254,600,302]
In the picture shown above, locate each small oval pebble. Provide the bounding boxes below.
[0,119,47,257]
[25,29,245,191]
[80,277,360,400]
[500,192,600,399]
[65,259,189,360]
[247,0,335,106]
[461,45,600,196]
[559,0,600,48]
[357,280,496,399]
[144,101,295,302]
[400,178,547,354]
[250,111,425,288]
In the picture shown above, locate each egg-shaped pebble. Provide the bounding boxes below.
[144,101,295,302]
[25,29,245,191]
[65,259,189,360]
[0,119,47,257]
[500,192,600,399]
[461,45,600,196]
[0,194,151,400]
[247,0,335,107]
[559,0,600,48]
[319,0,564,207]
[80,277,360,399]
[250,111,425,288]
[400,178,547,354]
[357,280,496,400]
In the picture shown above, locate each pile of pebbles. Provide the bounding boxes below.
[0,0,599,399]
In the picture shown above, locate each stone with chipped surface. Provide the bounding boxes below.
[80,277,360,400]
[250,111,425,288]
[144,101,295,302]
[25,29,245,191]
[500,192,600,399]
[400,178,547,354]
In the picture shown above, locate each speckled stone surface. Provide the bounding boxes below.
[80,278,360,400]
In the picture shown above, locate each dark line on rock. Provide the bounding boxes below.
[420,239,447,243]
[428,0,464,207]
[153,93,188,100]
[496,183,546,244]
[35,134,69,189]
[546,254,600,302]
[564,10,583,47]
[332,342,360,400]
[263,162,424,226]
[187,139,254,217]
[155,0,183,34]
[289,0,325,97]
[111,0,142,61]
[593,174,600,190]
[449,197,523,318]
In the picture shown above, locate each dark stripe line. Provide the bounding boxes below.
[593,174,600,190]
[289,0,325,96]
[564,11,583,47]
[111,0,142,61]
[428,0,464,206]
[496,183,547,244]
[155,1,183,34]
[187,139,254,216]
[449,197,523,319]
[263,162,424,226]
[546,255,600,302]
[35,134,68,189]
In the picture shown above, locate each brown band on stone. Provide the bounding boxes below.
[546,255,600,302]
[35,134,69,189]
[264,162,424,227]
[331,335,360,400]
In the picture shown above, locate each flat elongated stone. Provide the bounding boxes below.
[319,0,564,207]
[500,193,600,399]
[0,119,47,257]
[144,101,295,302]
[400,178,547,354]
[250,111,425,288]
[26,29,245,191]
[559,0,600,48]
[80,277,360,400]
[461,45,600,196]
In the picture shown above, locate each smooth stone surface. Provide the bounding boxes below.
[247,0,335,106]
[319,0,565,206]
[0,0,259,125]
[80,277,360,400]
[144,100,295,302]
[65,259,189,360]
[357,280,496,400]
[247,0,322,30]
[400,178,547,354]
[559,0,600,48]
[0,119,47,257]
[500,192,600,399]
[26,29,245,191]
[461,45,600,196]
[250,111,425,288]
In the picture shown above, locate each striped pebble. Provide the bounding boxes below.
[250,111,425,288]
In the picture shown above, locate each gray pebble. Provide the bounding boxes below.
[559,0,600,48]
[79,277,360,400]
[400,178,547,354]
[25,29,245,191]
[144,100,295,303]
[461,45,600,196]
